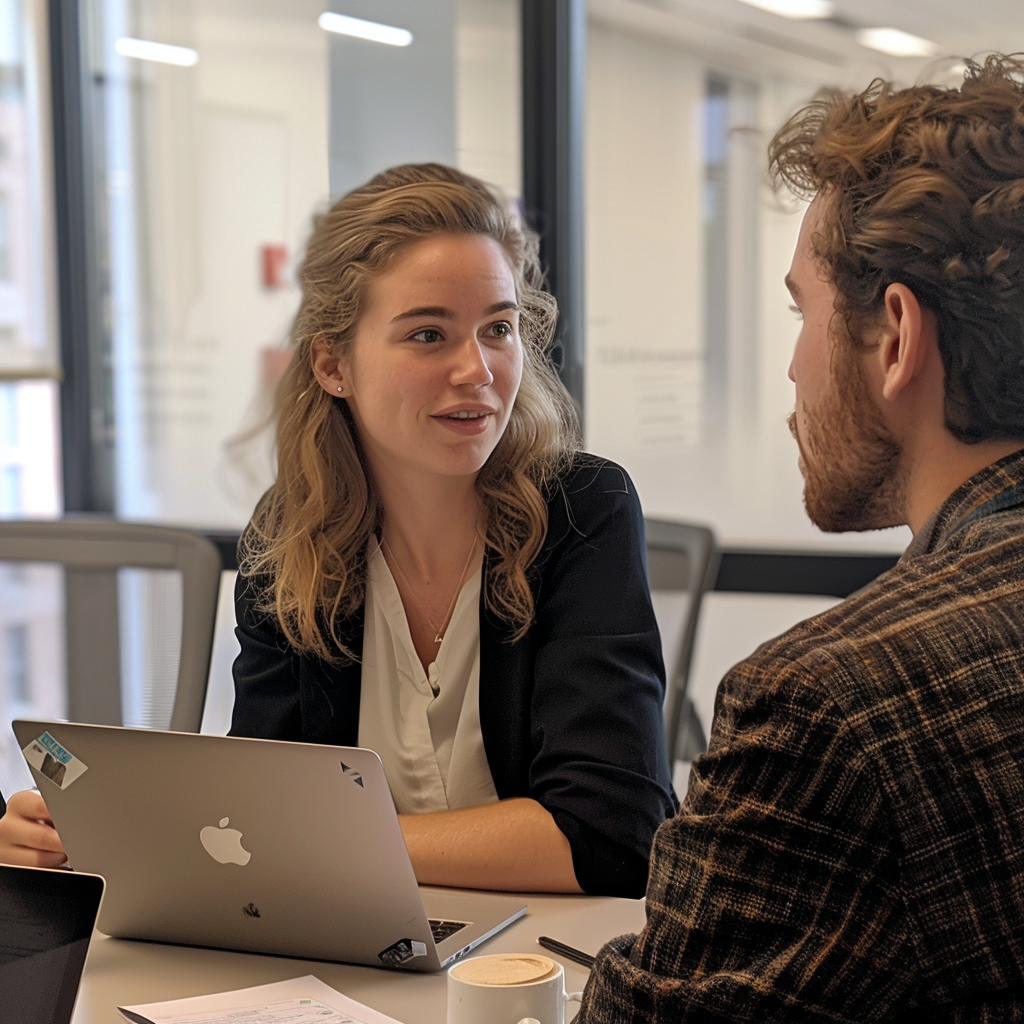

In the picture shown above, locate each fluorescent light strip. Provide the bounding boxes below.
[318,12,413,47]
[115,36,198,66]
[856,27,937,57]
[734,0,834,20]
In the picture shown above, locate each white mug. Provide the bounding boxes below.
[447,953,583,1024]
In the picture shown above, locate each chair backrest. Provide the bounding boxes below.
[644,519,719,764]
[0,520,222,734]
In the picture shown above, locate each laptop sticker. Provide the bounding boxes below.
[378,938,428,968]
[22,731,89,790]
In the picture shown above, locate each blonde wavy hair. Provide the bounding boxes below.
[239,164,581,661]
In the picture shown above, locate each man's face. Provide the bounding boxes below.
[786,198,905,532]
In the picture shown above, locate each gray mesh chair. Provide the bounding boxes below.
[0,520,221,733]
[644,519,719,764]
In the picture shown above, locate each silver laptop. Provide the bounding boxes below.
[12,720,526,972]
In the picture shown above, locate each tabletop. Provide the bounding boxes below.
[72,892,647,1023]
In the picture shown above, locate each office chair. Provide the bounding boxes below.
[0,520,222,733]
[644,518,719,764]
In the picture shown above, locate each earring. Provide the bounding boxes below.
[336,385,344,393]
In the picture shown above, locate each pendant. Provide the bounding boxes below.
[433,633,443,644]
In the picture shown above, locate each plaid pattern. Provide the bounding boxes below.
[579,451,1024,1023]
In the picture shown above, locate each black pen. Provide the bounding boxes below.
[538,934,597,969]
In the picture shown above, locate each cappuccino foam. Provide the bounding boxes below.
[450,954,557,986]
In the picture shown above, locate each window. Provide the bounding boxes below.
[0,191,10,280]
[0,384,16,446]
[0,464,22,514]
[3,621,29,703]
[0,0,61,519]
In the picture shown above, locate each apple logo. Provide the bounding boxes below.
[199,816,251,866]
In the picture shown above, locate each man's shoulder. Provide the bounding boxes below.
[729,517,1024,723]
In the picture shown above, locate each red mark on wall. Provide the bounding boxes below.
[261,244,289,289]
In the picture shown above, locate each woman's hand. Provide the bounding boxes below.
[399,797,583,893]
[0,789,69,868]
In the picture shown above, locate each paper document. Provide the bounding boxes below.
[118,975,407,1024]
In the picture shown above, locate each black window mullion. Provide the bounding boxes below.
[521,0,586,415]
[49,0,114,513]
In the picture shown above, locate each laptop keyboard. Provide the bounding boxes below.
[429,918,469,943]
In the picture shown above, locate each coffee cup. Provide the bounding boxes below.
[447,953,583,1024]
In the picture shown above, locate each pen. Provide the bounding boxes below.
[537,934,597,969]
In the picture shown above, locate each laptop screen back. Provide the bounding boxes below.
[0,865,104,1024]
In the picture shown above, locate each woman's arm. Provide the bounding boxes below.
[399,797,583,893]
[0,789,68,868]
[505,459,677,897]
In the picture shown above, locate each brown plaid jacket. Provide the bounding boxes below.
[579,450,1024,1023]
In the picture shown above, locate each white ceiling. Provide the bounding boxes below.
[589,0,1024,86]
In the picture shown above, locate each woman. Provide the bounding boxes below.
[0,164,674,897]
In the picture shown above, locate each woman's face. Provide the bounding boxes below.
[316,233,523,488]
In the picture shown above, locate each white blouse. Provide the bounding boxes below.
[357,540,499,814]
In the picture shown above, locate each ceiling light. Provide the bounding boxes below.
[856,27,938,57]
[318,12,413,47]
[114,37,198,66]
[734,0,834,19]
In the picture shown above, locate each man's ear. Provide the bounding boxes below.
[876,283,931,403]
[310,333,347,397]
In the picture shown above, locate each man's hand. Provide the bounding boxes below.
[0,789,69,868]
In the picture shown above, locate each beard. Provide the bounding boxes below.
[788,349,906,533]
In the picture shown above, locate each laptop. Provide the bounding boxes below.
[0,863,105,1024]
[12,720,526,972]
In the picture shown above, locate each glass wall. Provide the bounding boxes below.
[583,0,1024,744]
[584,0,1023,551]
[75,0,331,529]
[71,0,520,533]
[61,0,520,732]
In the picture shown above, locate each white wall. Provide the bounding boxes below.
[326,0,457,199]
[456,0,521,199]
[585,23,705,456]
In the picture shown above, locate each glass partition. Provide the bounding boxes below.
[583,0,1024,752]
[583,1,953,552]
[71,0,520,531]
[60,0,520,734]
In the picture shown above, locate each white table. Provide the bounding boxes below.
[72,893,646,1023]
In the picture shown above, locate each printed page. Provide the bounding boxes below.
[118,975,406,1024]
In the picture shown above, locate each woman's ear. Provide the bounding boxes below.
[876,283,932,404]
[310,334,348,397]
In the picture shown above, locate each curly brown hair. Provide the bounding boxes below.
[240,164,580,662]
[769,53,1024,444]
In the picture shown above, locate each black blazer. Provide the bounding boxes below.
[231,457,676,897]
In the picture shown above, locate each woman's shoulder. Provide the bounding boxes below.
[548,452,639,505]
[542,453,643,548]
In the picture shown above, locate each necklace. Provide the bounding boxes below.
[382,534,479,644]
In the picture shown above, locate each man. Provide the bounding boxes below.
[578,55,1024,1022]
